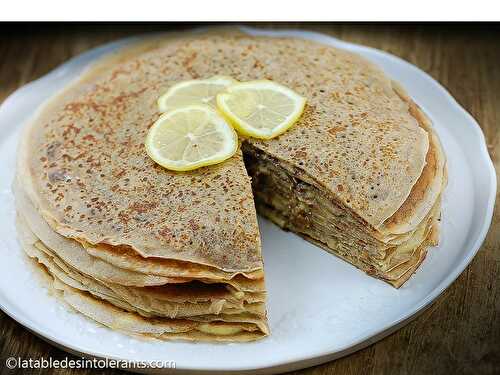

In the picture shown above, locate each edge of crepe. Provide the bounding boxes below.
[380,81,447,235]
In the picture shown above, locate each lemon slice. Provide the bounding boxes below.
[145,105,238,171]
[216,80,306,140]
[158,76,237,112]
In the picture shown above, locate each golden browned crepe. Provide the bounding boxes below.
[14,28,446,341]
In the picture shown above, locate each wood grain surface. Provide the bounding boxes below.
[0,23,498,375]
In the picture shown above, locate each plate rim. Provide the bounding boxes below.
[0,25,496,374]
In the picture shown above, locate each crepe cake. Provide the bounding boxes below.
[14,29,446,341]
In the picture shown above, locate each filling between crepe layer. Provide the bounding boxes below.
[197,323,247,336]
[242,145,420,251]
[243,143,439,286]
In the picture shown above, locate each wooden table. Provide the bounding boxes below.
[0,24,498,375]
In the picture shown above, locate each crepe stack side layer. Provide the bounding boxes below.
[14,29,446,342]
[244,82,446,288]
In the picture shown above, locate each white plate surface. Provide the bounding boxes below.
[0,26,496,374]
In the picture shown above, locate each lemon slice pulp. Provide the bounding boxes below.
[216,80,306,140]
[145,105,238,171]
[158,76,237,112]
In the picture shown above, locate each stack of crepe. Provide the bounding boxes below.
[14,29,446,342]
[244,82,446,287]
[14,160,268,341]
[14,35,270,339]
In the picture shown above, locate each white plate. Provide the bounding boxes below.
[0,26,496,374]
